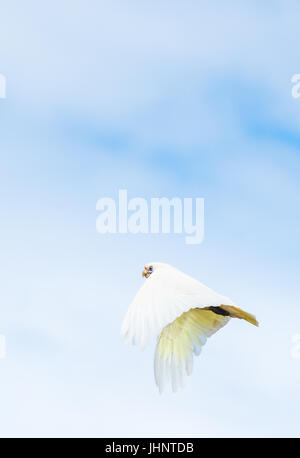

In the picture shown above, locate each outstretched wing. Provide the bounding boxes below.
[154,308,230,393]
[121,265,235,349]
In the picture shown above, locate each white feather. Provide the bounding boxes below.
[121,262,235,349]
[154,308,230,392]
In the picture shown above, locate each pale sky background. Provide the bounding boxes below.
[0,0,300,438]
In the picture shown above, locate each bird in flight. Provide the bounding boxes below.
[121,262,258,393]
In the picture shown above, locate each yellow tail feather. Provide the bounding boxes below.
[220,305,259,327]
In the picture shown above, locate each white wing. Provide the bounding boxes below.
[121,264,235,349]
[154,308,230,393]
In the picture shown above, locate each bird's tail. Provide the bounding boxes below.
[220,305,259,327]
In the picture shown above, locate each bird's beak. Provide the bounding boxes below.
[142,267,150,278]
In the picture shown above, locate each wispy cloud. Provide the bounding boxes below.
[0,0,300,438]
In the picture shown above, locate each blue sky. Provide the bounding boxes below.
[0,0,300,437]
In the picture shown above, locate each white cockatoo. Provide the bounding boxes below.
[121,262,258,393]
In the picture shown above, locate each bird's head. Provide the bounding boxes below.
[142,262,169,278]
[142,264,154,278]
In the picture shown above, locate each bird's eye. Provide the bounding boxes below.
[148,266,153,273]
